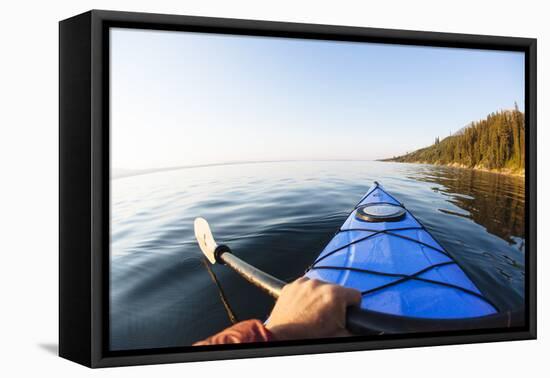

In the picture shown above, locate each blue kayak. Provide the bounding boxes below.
[305,182,498,320]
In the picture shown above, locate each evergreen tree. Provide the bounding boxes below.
[385,108,524,174]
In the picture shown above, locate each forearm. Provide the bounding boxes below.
[193,319,275,346]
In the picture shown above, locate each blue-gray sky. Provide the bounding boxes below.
[111,28,524,171]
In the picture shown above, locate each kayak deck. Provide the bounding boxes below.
[305,182,497,319]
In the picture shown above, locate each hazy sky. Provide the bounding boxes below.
[111,28,524,171]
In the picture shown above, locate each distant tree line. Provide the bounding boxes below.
[385,106,525,174]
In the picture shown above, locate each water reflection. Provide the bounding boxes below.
[408,165,525,247]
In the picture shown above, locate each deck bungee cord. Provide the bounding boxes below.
[305,181,498,320]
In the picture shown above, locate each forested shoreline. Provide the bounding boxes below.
[383,106,525,176]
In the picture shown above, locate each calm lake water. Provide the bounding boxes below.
[110,161,525,350]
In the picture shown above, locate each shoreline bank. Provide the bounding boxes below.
[383,160,525,178]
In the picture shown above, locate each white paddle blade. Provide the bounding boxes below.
[194,217,218,264]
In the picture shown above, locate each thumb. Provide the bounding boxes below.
[340,287,362,307]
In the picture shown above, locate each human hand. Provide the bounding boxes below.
[265,277,362,340]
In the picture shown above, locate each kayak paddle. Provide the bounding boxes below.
[194,217,375,335]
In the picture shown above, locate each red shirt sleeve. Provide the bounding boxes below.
[193,319,275,346]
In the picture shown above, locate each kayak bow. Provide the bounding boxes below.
[305,181,498,320]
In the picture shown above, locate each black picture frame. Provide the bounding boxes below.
[59,9,537,368]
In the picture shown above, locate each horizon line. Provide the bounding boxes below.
[112,158,388,179]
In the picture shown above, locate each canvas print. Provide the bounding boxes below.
[109,28,525,351]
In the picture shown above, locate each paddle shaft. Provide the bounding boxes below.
[218,251,376,334]
[219,253,284,298]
